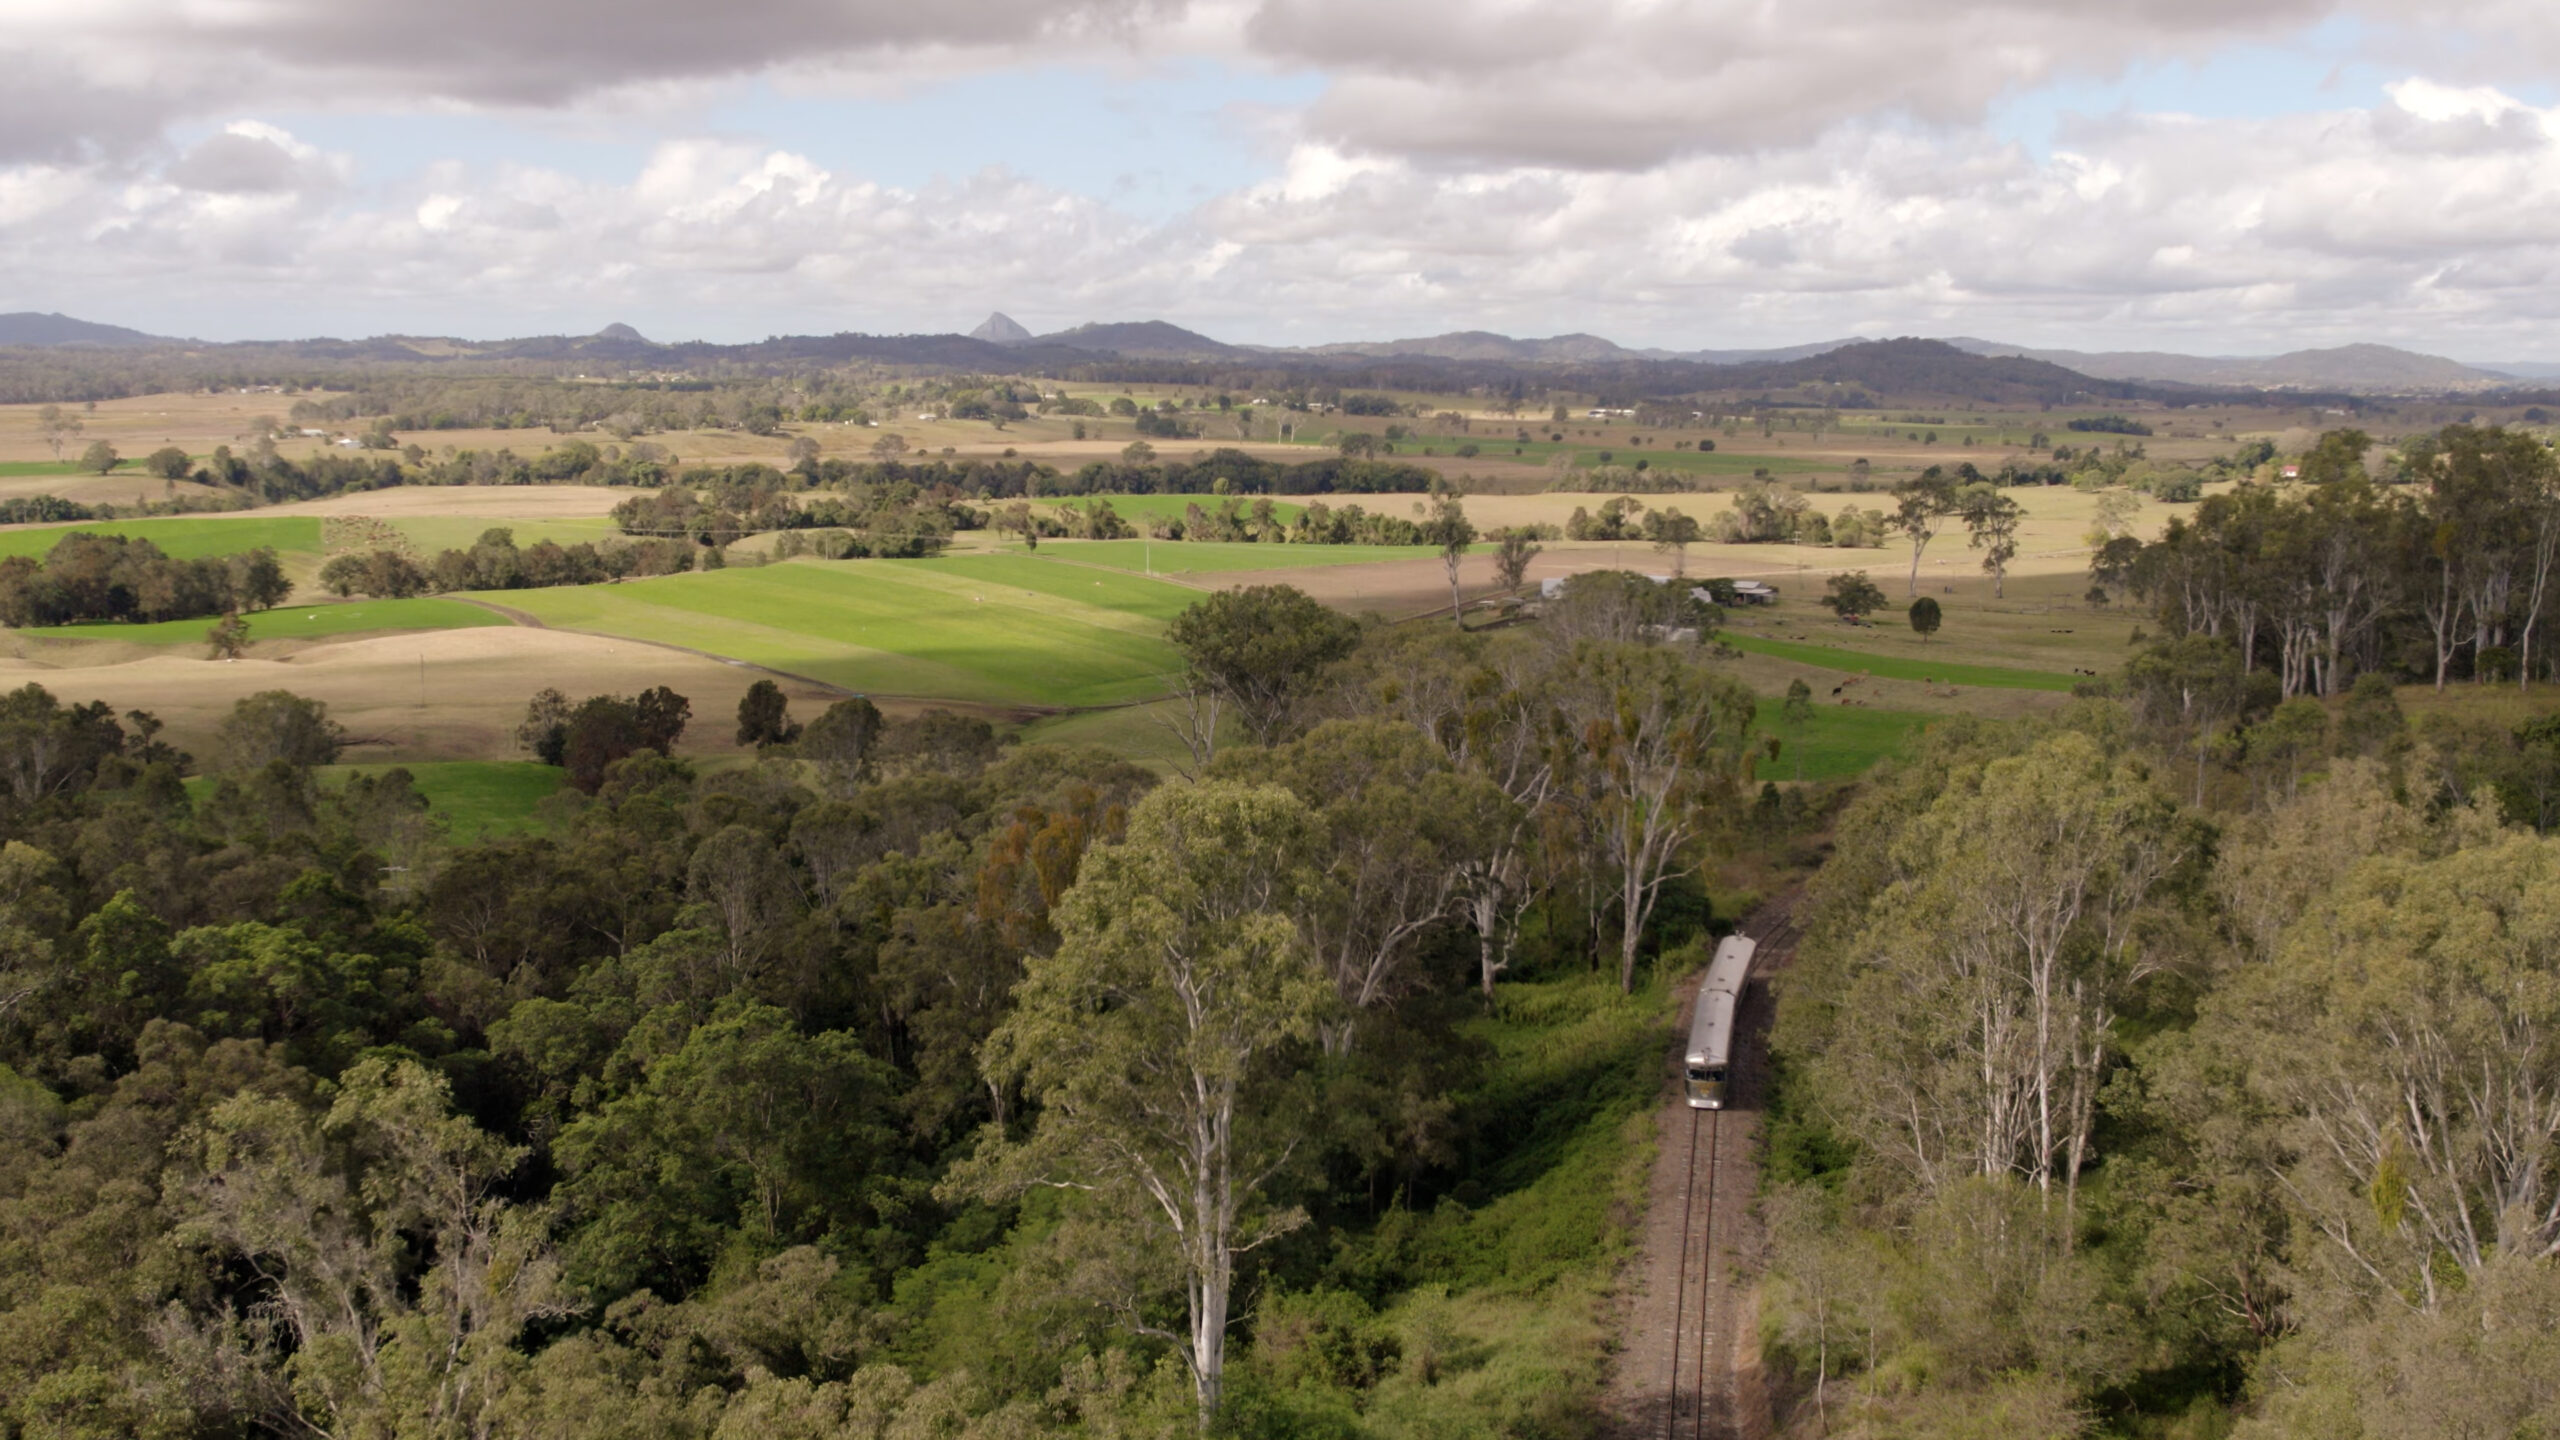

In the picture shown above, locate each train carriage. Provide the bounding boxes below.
[1683,934,1757,1109]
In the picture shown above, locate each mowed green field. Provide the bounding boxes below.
[1723,633,2077,691]
[1042,538,1452,574]
[388,516,627,554]
[0,460,142,478]
[1751,699,1936,781]
[490,554,1191,707]
[22,597,509,645]
[186,762,566,842]
[337,761,565,841]
[1041,493,1311,525]
[0,515,323,561]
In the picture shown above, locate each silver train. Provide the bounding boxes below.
[1683,935,1758,1109]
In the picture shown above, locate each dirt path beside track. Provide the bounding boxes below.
[1606,896,1800,1440]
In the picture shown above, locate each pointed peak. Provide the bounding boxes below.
[969,311,1033,344]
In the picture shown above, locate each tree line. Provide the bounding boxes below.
[0,533,292,627]
[2098,423,2560,693]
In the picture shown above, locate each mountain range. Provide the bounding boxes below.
[2,307,2552,397]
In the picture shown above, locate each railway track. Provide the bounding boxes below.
[1645,897,1801,1440]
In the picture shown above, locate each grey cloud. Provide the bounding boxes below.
[167,133,311,194]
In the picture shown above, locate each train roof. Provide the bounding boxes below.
[1685,989,1737,1067]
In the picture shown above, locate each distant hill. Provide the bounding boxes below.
[1311,331,1644,363]
[1302,330,1863,366]
[1036,320,1243,360]
[594,322,649,343]
[969,312,1034,345]
[1656,337,2146,406]
[1946,337,2502,391]
[0,312,168,347]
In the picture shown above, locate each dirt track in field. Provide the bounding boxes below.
[1606,895,1798,1440]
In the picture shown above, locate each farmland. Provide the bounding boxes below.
[20,596,507,645]
[487,554,1192,707]
[0,513,322,561]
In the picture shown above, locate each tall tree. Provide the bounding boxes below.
[1164,586,1360,749]
[961,782,1334,1428]
[1418,492,1477,625]
[1560,643,1756,992]
[1889,468,1960,597]
[1959,485,2024,598]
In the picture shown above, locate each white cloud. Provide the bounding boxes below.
[6,81,2560,355]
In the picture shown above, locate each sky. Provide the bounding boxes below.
[5,0,2560,358]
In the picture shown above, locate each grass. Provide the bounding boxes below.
[1041,538,1459,574]
[21,597,510,645]
[489,554,1191,707]
[1753,700,1937,781]
[386,515,628,554]
[1038,493,1310,524]
[1015,699,1203,772]
[1724,632,2079,691]
[0,515,323,561]
[0,460,140,477]
[186,762,565,842]
[336,761,564,841]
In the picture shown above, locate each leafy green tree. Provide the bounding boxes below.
[1643,505,1703,577]
[1820,733,2176,1219]
[229,547,292,610]
[557,1003,897,1295]
[168,1057,571,1438]
[1959,484,2024,596]
[1781,677,1815,781]
[1561,643,1756,991]
[2196,831,2560,1309]
[215,690,343,772]
[205,610,249,659]
[1491,528,1542,594]
[77,440,118,475]
[144,445,192,480]
[798,696,883,794]
[1165,586,1360,749]
[959,782,1334,1428]
[1417,492,1476,625]
[1888,468,1960,596]
[734,678,800,749]
[1908,595,1942,641]
[1823,570,1887,622]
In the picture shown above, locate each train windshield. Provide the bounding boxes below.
[1685,1065,1709,1081]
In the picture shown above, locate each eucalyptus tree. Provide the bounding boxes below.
[962,782,1334,1428]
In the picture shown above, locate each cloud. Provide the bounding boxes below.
[8,80,2560,356]
[22,0,2560,173]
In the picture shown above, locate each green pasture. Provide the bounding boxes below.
[1016,698,1202,773]
[387,515,628,554]
[1751,699,1935,781]
[0,460,139,478]
[0,515,323,562]
[488,554,1191,707]
[1041,538,1454,574]
[338,761,565,841]
[185,761,565,842]
[1040,493,1309,524]
[22,597,508,645]
[1723,632,2077,691]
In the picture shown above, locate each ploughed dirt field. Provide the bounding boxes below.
[0,624,900,764]
[1606,896,1797,1440]
[259,485,633,519]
